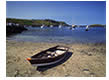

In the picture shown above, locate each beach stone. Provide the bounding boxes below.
[90,73,95,77]
[7,60,13,64]
[40,72,46,75]
[62,64,66,66]
[80,50,88,55]
[83,69,90,74]
[27,70,32,75]
[65,74,71,77]
[92,48,98,52]
[87,52,93,56]
[24,71,28,74]
[14,70,19,77]
[24,74,29,77]
[16,57,21,62]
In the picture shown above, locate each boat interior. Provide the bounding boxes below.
[31,46,68,59]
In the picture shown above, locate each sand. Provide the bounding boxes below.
[6,40,106,77]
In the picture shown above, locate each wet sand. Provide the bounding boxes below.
[6,40,106,77]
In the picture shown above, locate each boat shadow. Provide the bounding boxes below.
[36,52,73,72]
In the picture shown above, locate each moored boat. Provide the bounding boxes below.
[59,25,62,28]
[85,25,89,31]
[40,25,44,28]
[27,45,69,67]
[50,25,53,28]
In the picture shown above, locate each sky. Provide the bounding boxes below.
[7,1,106,25]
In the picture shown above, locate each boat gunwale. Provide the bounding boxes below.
[32,53,67,66]
[30,50,68,60]
[30,45,69,59]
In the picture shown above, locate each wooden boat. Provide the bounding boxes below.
[27,45,69,67]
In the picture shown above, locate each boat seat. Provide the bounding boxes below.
[47,50,65,58]
[55,50,65,55]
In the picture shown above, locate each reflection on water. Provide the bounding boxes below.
[7,26,106,44]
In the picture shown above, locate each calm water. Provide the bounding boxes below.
[7,26,106,44]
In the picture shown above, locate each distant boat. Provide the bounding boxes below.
[27,45,69,67]
[50,25,53,28]
[72,24,75,28]
[59,25,62,28]
[85,25,89,31]
[41,25,44,28]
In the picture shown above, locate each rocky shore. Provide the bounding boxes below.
[6,40,106,77]
[6,25,27,36]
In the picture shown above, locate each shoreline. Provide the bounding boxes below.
[6,40,106,77]
[6,39,106,46]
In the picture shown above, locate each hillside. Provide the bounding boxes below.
[89,24,106,27]
[6,18,69,27]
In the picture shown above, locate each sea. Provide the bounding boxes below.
[7,26,106,44]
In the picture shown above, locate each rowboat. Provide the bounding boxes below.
[27,45,69,67]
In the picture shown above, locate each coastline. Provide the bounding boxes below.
[6,40,106,77]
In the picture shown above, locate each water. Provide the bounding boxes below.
[7,26,106,44]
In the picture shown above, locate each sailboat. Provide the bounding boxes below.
[85,25,89,31]
[72,24,75,28]
[70,24,75,30]
[59,25,62,28]
[50,25,53,28]
[41,25,44,28]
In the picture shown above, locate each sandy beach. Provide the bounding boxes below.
[6,40,106,77]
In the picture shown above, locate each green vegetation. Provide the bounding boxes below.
[7,18,69,27]
[89,24,106,27]
[6,18,69,36]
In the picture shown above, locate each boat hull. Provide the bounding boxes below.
[29,52,66,67]
[27,45,69,67]
[32,53,66,67]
